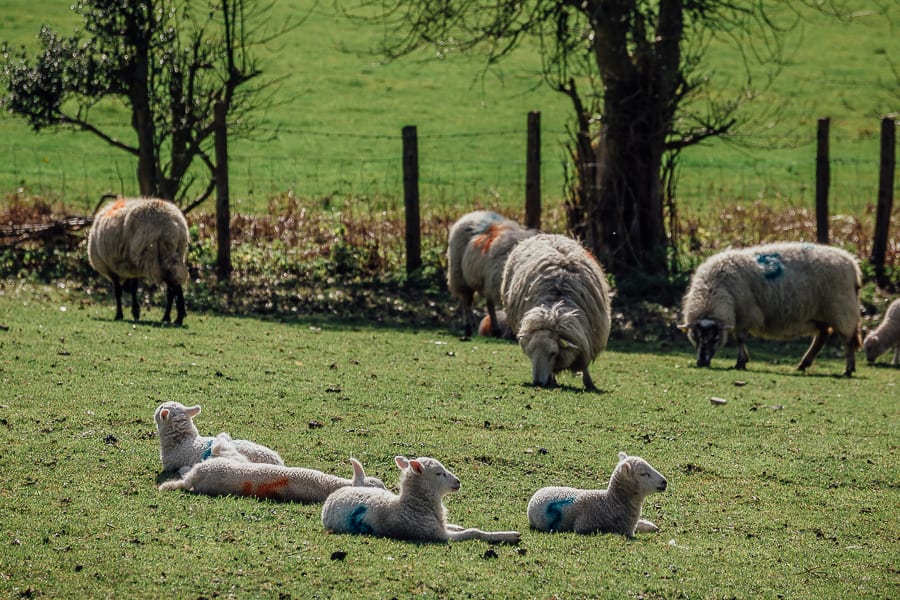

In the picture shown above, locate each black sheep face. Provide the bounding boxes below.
[688,319,726,367]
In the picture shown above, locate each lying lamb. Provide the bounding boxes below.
[527,452,667,537]
[680,242,862,376]
[500,233,611,389]
[447,210,536,337]
[863,298,900,365]
[154,401,283,472]
[321,456,521,544]
[478,309,515,340]
[88,196,190,325]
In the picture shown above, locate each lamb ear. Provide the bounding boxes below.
[185,405,201,418]
[394,456,410,470]
[349,457,365,484]
[618,451,628,461]
[159,409,170,421]
[559,338,577,351]
[408,460,423,474]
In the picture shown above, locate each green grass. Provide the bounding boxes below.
[1,283,897,598]
[0,1,896,216]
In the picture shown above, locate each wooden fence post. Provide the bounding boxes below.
[816,117,830,245]
[525,111,541,230]
[214,101,232,282]
[402,125,421,276]
[871,117,896,286]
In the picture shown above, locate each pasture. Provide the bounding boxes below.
[0,282,897,598]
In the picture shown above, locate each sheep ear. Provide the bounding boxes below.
[349,458,365,484]
[618,451,628,461]
[559,338,577,351]
[408,460,424,474]
[159,409,170,421]
[394,456,409,470]
[185,405,201,418]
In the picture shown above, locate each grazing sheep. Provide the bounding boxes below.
[446,211,536,337]
[88,196,190,325]
[680,242,862,376]
[478,309,515,340]
[321,456,521,544]
[158,439,385,502]
[154,401,283,472]
[527,452,667,537]
[864,298,900,365]
[500,233,611,389]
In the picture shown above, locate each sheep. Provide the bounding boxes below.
[88,196,190,325]
[154,401,283,472]
[527,452,668,537]
[500,233,611,389]
[321,455,521,544]
[478,309,515,340]
[446,210,536,337]
[863,298,900,365]
[680,242,862,376]
[158,438,385,502]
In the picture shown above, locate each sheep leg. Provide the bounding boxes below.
[798,323,830,372]
[581,368,596,391]
[445,527,521,544]
[486,301,500,337]
[734,332,750,370]
[163,283,186,326]
[892,345,900,366]
[841,332,858,377]
[111,274,125,321]
[460,292,475,338]
[126,279,141,321]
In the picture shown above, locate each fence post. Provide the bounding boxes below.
[815,117,830,245]
[214,101,232,282]
[871,117,896,287]
[525,111,541,230]
[402,125,421,276]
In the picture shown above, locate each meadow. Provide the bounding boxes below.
[0,0,897,218]
[0,282,897,599]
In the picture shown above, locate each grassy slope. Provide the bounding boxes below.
[0,1,896,215]
[0,284,897,598]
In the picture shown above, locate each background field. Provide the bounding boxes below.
[0,0,897,219]
[0,283,897,598]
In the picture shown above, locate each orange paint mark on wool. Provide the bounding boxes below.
[255,477,290,499]
[472,224,505,253]
[242,481,254,496]
[103,199,127,218]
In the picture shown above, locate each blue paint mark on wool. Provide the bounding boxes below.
[756,253,784,280]
[200,438,214,461]
[544,497,576,530]
[474,211,503,233]
[347,505,374,535]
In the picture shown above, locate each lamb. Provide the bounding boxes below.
[321,455,521,544]
[500,233,611,389]
[158,438,385,502]
[88,196,190,325]
[478,309,515,340]
[154,401,283,472]
[446,210,536,337]
[863,298,900,365]
[680,242,862,376]
[527,452,667,537]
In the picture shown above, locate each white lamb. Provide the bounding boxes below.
[446,210,536,337]
[158,438,385,502]
[527,452,667,537]
[88,196,190,325]
[500,233,611,389]
[680,242,862,376]
[321,456,521,544]
[864,298,900,365]
[154,401,283,472]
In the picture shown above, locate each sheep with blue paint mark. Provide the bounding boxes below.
[447,211,536,337]
[158,436,385,501]
[527,452,667,537]
[680,242,862,376]
[863,298,900,365]
[154,401,283,472]
[321,456,521,543]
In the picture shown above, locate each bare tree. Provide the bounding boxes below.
[1,0,296,210]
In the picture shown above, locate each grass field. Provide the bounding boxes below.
[1,282,897,598]
[0,1,897,216]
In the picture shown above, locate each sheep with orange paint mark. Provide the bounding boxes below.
[155,401,283,472]
[500,233,611,389]
[158,436,385,502]
[322,455,520,543]
[447,211,536,337]
[88,196,190,325]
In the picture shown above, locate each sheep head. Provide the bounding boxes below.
[615,452,668,496]
[518,304,585,387]
[395,456,461,496]
[685,318,727,367]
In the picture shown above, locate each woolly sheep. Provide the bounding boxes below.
[154,401,283,472]
[446,211,536,337]
[863,298,900,365]
[680,242,862,376]
[500,233,611,389]
[321,456,521,544]
[527,452,667,537]
[88,196,190,325]
[158,438,385,502]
